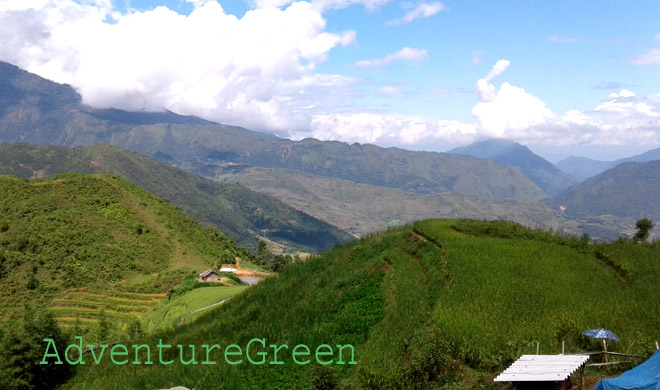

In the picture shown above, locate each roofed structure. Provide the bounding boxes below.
[495,355,590,390]
[198,269,220,282]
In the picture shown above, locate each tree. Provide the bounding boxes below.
[97,308,110,343]
[0,311,72,390]
[633,218,654,243]
[256,239,274,267]
[26,274,40,290]
[257,239,268,256]
[127,318,143,340]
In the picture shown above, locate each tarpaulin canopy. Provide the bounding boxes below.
[594,348,660,390]
[584,328,620,342]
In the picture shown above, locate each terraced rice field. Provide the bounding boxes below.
[52,290,165,328]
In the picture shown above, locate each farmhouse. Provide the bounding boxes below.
[198,269,220,282]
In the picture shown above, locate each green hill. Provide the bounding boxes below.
[0,173,254,331]
[61,219,660,389]
[0,143,353,253]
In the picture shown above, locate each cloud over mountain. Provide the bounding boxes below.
[0,1,659,154]
[297,60,660,150]
[0,0,355,132]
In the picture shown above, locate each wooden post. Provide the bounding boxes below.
[655,341,659,350]
[580,363,586,390]
[603,340,608,363]
[536,342,540,355]
[562,340,565,354]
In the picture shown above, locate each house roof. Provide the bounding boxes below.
[219,267,236,273]
[494,355,589,382]
[199,269,218,278]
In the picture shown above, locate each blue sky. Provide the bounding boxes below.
[0,0,659,160]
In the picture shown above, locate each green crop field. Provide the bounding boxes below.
[51,290,165,330]
[143,285,249,333]
[414,219,660,368]
[58,219,660,390]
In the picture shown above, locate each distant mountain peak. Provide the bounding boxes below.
[0,60,81,108]
[556,147,660,180]
[449,138,519,158]
[0,59,221,128]
[448,138,577,196]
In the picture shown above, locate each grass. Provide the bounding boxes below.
[51,290,165,329]
[143,286,248,333]
[62,219,660,390]
[0,173,254,340]
[416,219,660,368]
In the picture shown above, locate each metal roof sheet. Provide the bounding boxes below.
[199,269,218,278]
[494,355,589,382]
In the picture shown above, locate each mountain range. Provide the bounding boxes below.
[448,138,578,196]
[0,60,547,201]
[2,59,660,242]
[556,148,660,179]
[550,160,660,222]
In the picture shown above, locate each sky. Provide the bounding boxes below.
[0,0,659,161]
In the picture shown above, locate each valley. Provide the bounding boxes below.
[1,60,659,390]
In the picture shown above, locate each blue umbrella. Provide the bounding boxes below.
[583,328,620,342]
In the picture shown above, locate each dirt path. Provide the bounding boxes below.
[177,298,231,327]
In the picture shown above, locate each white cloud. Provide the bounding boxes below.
[582,90,660,128]
[297,61,660,151]
[254,0,392,12]
[355,47,427,68]
[472,82,556,136]
[472,61,556,138]
[475,59,509,101]
[547,35,578,43]
[471,50,484,64]
[298,113,477,146]
[630,48,660,65]
[379,86,401,95]
[0,0,357,132]
[184,0,212,7]
[469,62,660,146]
[1,1,659,154]
[387,1,444,26]
[608,89,636,99]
